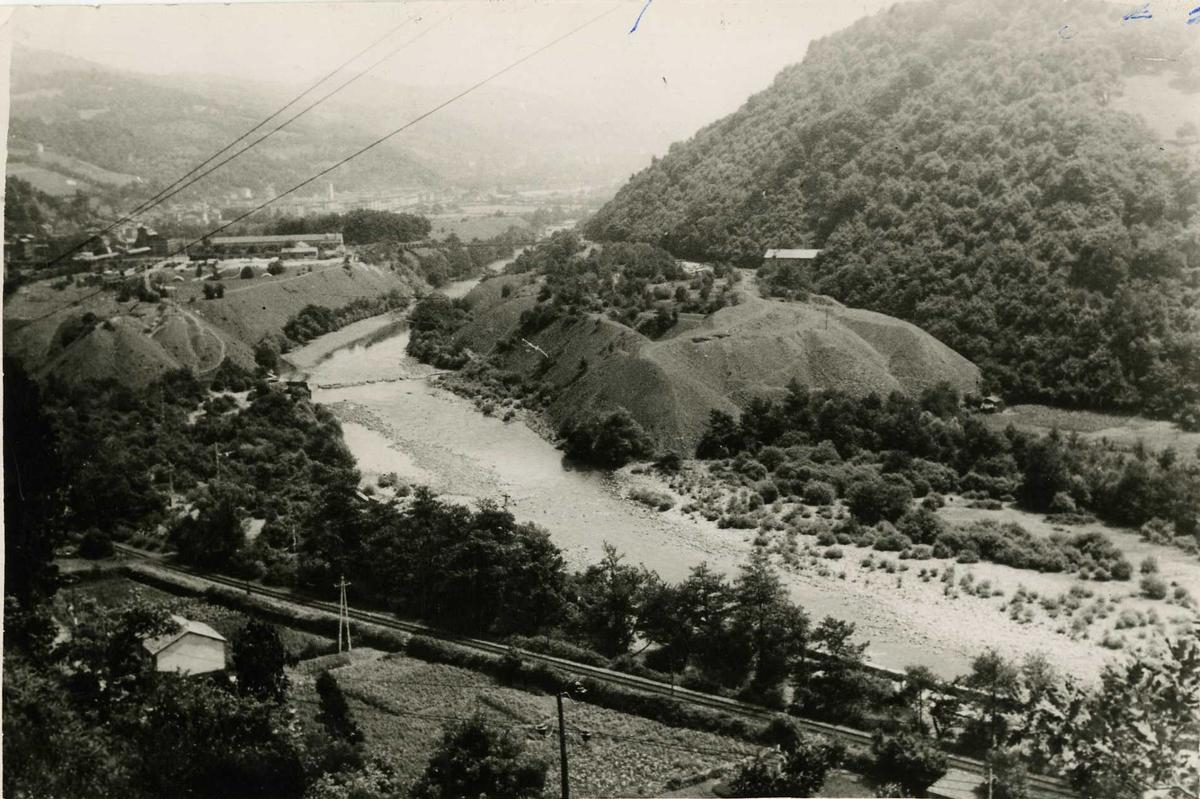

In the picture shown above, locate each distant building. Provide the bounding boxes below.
[134,225,169,257]
[142,615,227,676]
[280,242,319,260]
[191,233,344,260]
[5,233,49,264]
[762,248,822,268]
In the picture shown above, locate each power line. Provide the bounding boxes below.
[162,5,622,262]
[44,13,430,269]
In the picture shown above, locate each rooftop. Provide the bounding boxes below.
[764,248,822,260]
[210,233,344,245]
[142,614,227,655]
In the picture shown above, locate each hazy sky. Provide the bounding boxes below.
[11,1,897,137]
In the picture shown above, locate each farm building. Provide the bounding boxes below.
[762,248,822,267]
[142,615,227,676]
[181,232,344,260]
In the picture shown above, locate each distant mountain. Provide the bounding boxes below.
[5,47,662,202]
[6,47,441,201]
[586,0,1200,424]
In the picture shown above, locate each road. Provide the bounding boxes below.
[112,543,1075,799]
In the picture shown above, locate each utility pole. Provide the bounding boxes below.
[556,691,570,799]
[554,681,585,799]
[335,575,353,653]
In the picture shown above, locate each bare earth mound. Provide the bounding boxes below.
[459,289,981,452]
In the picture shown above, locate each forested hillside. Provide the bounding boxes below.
[586,0,1200,425]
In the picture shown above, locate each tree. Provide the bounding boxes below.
[1043,633,1200,799]
[232,619,289,702]
[315,671,363,745]
[867,731,948,797]
[696,410,745,459]
[571,543,658,656]
[170,490,244,569]
[562,409,654,468]
[728,732,844,798]
[960,649,1021,757]
[794,617,884,725]
[898,665,940,735]
[846,477,913,524]
[979,749,1030,799]
[410,714,546,799]
[733,549,809,702]
[1018,434,1072,512]
[3,358,64,608]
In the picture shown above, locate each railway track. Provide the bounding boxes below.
[113,544,1076,798]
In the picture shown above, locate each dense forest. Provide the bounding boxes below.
[585,0,1200,424]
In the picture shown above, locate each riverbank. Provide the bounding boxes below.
[295,295,1182,683]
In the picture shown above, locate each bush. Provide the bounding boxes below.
[867,732,948,797]
[847,477,913,525]
[1140,574,1168,600]
[803,480,837,506]
[629,487,675,511]
[78,528,114,559]
[239,266,256,279]
[823,547,844,559]
[266,260,285,276]
[1049,491,1077,514]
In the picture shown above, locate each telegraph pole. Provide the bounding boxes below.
[556,691,569,799]
[335,575,353,653]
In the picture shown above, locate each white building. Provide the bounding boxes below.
[142,615,227,676]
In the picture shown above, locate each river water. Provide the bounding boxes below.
[296,276,966,676]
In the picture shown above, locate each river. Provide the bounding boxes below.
[288,276,972,677]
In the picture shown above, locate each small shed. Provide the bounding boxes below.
[928,768,985,799]
[142,615,227,676]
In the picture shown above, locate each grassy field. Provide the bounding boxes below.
[982,404,1200,460]
[291,654,765,797]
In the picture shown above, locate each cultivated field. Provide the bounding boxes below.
[290,653,762,797]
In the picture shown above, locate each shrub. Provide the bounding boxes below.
[240,265,256,279]
[847,477,913,525]
[896,508,945,545]
[921,492,946,510]
[1049,491,1077,514]
[1140,574,1168,600]
[629,487,675,512]
[823,547,844,559]
[266,260,285,276]
[866,732,948,797]
[78,528,114,559]
[803,480,837,506]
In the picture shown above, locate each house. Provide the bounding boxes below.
[978,394,1005,413]
[927,768,985,799]
[280,242,320,260]
[142,615,227,675]
[762,248,822,268]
